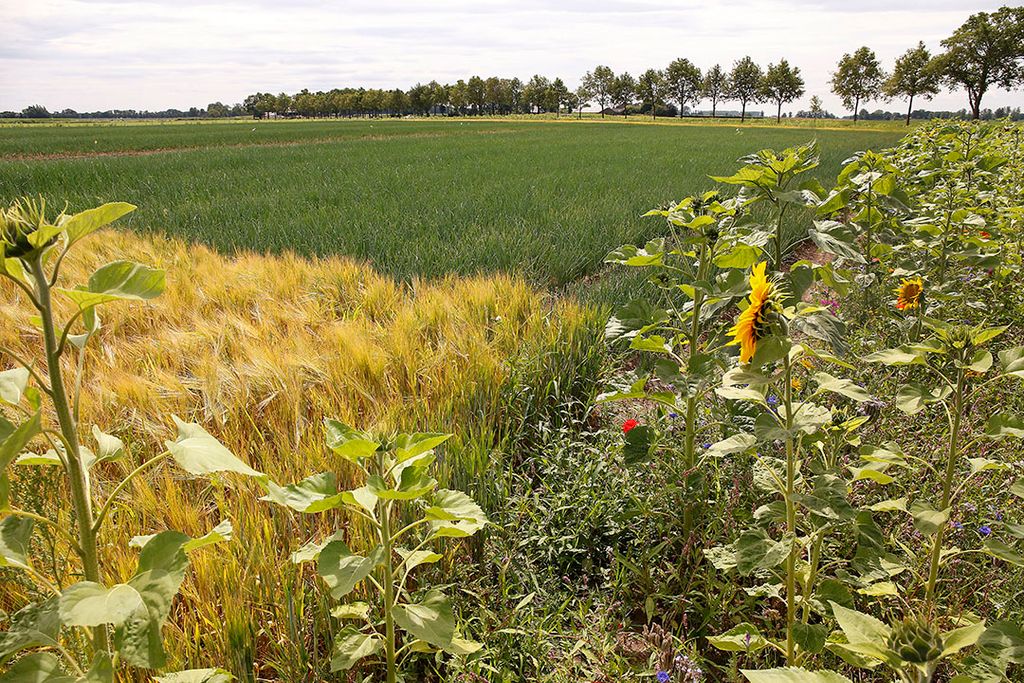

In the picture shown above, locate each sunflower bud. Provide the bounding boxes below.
[2,197,62,260]
[887,617,943,668]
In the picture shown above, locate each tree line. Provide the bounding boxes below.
[6,6,1021,124]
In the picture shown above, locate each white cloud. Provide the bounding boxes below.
[0,0,1019,114]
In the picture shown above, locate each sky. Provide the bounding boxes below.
[2,0,1021,115]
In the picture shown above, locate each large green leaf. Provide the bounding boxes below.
[910,500,949,535]
[130,520,232,553]
[324,419,379,462]
[0,516,34,569]
[369,468,437,501]
[707,623,771,652]
[59,581,146,627]
[998,347,1024,377]
[705,433,756,458]
[977,621,1024,664]
[0,368,29,405]
[261,472,342,513]
[91,426,125,466]
[734,529,791,575]
[742,669,852,683]
[0,598,60,661]
[58,260,165,309]
[394,432,451,463]
[895,382,950,415]
[813,372,871,403]
[318,541,383,599]
[60,202,136,246]
[113,530,192,668]
[941,621,986,657]
[426,489,488,538]
[330,629,383,671]
[985,414,1024,440]
[829,602,896,664]
[0,412,42,472]
[165,416,263,479]
[391,589,455,649]
[863,347,925,366]
[0,652,75,682]
[290,530,345,564]
[983,540,1024,566]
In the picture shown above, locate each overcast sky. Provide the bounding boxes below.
[2,0,1021,115]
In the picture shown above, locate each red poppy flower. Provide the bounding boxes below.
[980,231,991,239]
[622,419,639,434]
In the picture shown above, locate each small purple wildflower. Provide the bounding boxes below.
[668,412,679,419]
[767,395,779,406]
[980,525,993,536]
[744,633,752,647]
[953,521,964,530]
[819,298,840,314]
[657,672,671,683]
[701,442,711,449]
[995,510,1004,521]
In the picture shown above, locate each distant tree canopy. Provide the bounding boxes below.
[761,60,805,123]
[884,42,941,125]
[831,46,885,122]
[933,5,1024,119]
[728,56,763,122]
[9,7,1023,123]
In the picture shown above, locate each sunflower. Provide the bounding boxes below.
[894,277,924,311]
[729,261,783,363]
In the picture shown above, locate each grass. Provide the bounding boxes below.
[0,229,605,679]
[0,119,902,299]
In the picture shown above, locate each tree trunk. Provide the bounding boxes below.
[777,100,782,123]
[905,94,914,126]
[741,100,746,122]
[712,98,717,117]
[853,95,860,122]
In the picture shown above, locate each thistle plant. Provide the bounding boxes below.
[262,421,488,682]
[1,197,264,681]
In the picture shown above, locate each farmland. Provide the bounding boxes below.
[2,116,1024,683]
[0,119,900,292]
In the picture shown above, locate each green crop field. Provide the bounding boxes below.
[0,119,901,291]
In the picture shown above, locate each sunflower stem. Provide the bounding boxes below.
[783,353,798,666]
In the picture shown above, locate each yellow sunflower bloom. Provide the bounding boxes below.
[729,261,782,363]
[894,277,923,311]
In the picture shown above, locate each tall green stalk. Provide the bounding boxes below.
[924,368,965,610]
[682,243,710,533]
[782,354,797,665]
[29,256,107,652]
[379,496,398,683]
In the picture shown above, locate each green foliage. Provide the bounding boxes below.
[830,47,885,121]
[1,198,258,679]
[262,423,488,682]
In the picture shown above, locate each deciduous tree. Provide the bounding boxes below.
[831,46,884,122]
[665,58,702,117]
[583,65,615,117]
[637,68,667,119]
[933,6,1024,119]
[702,64,728,116]
[884,41,941,125]
[609,72,637,117]
[728,57,763,122]
[760,59,805,123]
